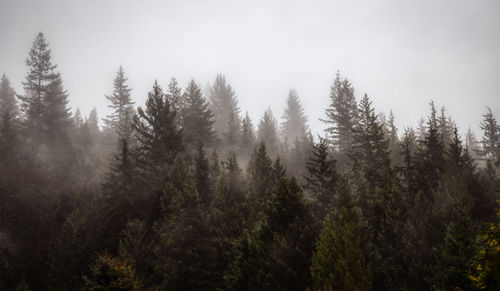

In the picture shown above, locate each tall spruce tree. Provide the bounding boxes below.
[240,111,256,160]
[257,108,279,157]
[280,89,308,144]
[322,72,358,170]
[0,74,18,118]
[43,73,72,141]
[480,107,499,163]
[180,79,216,149]
[104,66,135,140]
[209,74,241,144]
[20,32,58,140]
[133,81,182,181]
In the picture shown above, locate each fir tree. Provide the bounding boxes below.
[322,72,358,169]
[310,208,372,291]
[133,81,182,180]
[0,74,18,118]
[280,89,308,144]
[104,66,135,140]
[209,74,241,143]
[180,79,216,149]
[257,108,279,157]
[20,32,58,139]
[43,73,72,141]
[305,137,338,218]
[480,107,499,163]
[240,111,255,160]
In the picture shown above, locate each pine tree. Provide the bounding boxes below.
[0,74,18,118]
[194,143,212,207]
[305,137,338,218]
[133,81,182,180]
[247,142,273,202]
[322,72,358,169]
[153,156,216,290]
[209,74,241,143]
[180,79,216,149]
[240,111,255,160]
[104,66,135,140]
[386,110,401,167]
[257,108,279,157]
[310,208,372,291]
[20,32,58,139]
[225,175,316,290]
[43,73,72,141]
[480,107,499,163]
[280,89,308,144]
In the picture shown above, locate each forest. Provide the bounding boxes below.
[0,32,499,291]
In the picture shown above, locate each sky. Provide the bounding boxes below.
[1,0,499,137]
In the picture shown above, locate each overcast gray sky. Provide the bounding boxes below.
[1,0,499,137]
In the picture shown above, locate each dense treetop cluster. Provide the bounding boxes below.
[1,33,499,290]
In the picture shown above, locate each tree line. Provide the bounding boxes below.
[0,32,499,290]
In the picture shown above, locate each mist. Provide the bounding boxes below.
[0,1,499,290]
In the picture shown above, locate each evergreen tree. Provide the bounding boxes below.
[257,108,279,157]
[240,111,256,160]
[194,143,213,207]
[83,253,143,290]
[225,175,316,290]
[0,74,18,118]
[180,79,216,149]
[280,89,308,143]
[209,74,241,143]
[305,137,339,218]
[386,110,402,167]
[322,72,358,170]
[20,32,58,138]
[133,81,182,181]
[480,107,499,163]
[310,208,372,291]
[43,73,72,141]
[247,142,273,202]
[104,66,135,140]
[153,156,216,290]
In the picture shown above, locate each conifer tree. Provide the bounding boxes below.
[257,108,279,157]
[480,107,499,163]
[322,72,358,169]
[247,142,273,202]
[209,74,241,143]
[133,81,182,180]
[104,66,135,140]
[20,32,58,138]
[280,89,308,143]
[43,73,72,141]
[386,110,402,167]
[240,111,255,160]
[180,80,216,149]
[0,74,18,118]
[306,137,338,218]
[310,208,372,291]
[194,143,212,207]
[154,156,216,290]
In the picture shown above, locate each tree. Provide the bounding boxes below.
[209,74,241,143]
[322,72,358,169]
[83,253,143,290]
[225,175,316,290]
[20,33,57,137]
[43,73,72,141]
[306,137,339,218]
[240,111,256,160]
[386,110,401,167]
[480,107,499,163]
[247,142,273,202]
[0,74,18,118]
[310,208,372,291]
[104,66,135,140]
[133,81,182,181]
[153,156,216,290]
[257,108,279,157]
[180,79,216,149]
[280,89,308,144]
[194,143,213,207]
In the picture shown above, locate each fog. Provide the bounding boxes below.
[1,0,499,135]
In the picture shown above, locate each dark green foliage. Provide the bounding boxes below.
[306,137,338,218]
[181,80,216,149]
[83,253,143,290]
[257,108,279,157]
[104,66,135,140]
[322,72,358,170]
[310,208,372,291]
